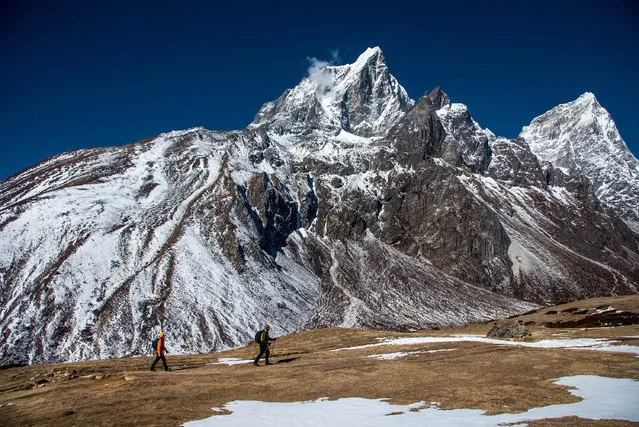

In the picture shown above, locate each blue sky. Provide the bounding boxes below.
[1,0,637,180]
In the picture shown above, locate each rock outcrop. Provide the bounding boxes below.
[487,322,532,339]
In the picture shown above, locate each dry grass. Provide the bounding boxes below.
[1,296,638,426]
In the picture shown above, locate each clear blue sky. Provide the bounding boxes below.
[1,0,637,181]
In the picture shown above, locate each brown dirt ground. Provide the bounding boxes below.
[1,296,638,426]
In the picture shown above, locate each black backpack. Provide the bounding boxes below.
[254,330,262,344]
[151,337,159,353]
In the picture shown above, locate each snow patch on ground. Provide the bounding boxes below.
[184,375,639,426]
[332,335,639,356]
[367,349,456,360]
[212,358,254,366]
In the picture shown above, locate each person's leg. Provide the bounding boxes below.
[265,346,271,365]
[254,344,266,365]
[160,354,169,370]
[150,355,160,371]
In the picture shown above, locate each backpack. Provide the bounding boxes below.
[151,337,159,353]
[254,330,262,344]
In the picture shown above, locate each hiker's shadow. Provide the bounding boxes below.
[274,357,299,364]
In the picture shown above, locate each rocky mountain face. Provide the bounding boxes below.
[1,47,638,365]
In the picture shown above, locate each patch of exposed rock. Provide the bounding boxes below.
[487,322,532,339]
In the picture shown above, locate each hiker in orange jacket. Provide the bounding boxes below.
[150,331,171,371]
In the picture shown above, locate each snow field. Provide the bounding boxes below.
[333,334,639,357]
[211,358,254,366]
[367,348,456,360]
[184,375,639,426]
[201,333,639,426]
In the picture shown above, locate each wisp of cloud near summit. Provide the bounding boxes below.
[306,49,342,94]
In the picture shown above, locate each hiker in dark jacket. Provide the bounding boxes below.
[150,331,171,371]
[254,324,276,366]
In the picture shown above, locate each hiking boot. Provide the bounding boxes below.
[150,368,156,371]
[265,361,271,365]
[253,361,259,366]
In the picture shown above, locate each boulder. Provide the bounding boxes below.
[487,322,531,339]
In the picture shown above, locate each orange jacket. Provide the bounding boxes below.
[156,337,167,356]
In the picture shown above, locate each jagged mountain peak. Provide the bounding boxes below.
[350,46,384,66]
[521,92,639,232]
[428,86,451,110]
[249,47,413,138]
[576,91,596,103]
[520,92,630,171]
[359,45,382,57]
[565,92,606,117]
[562,92,604,117]
[548,92,599,110]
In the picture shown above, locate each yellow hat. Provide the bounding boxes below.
[158,331,164,338]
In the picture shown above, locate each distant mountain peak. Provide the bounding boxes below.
[572,91,604,111]
[521,92,628,165]
[521,92,639,232]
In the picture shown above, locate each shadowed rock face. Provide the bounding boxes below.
[487,138,546,188]
[387,94,447,166]
[1,48,638,365]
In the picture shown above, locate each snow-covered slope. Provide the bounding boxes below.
[0,130,320,363]
[521,93,639,232]
[1,48,638,365]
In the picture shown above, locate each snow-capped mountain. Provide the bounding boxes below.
[1,47,638,365]
[521,92,639,232]
[249,47,413,137]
